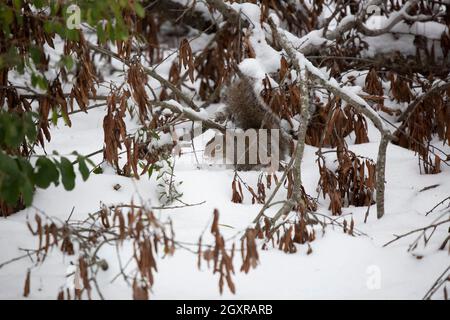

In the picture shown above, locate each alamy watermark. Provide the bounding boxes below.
[170,122,282,172]
[66,4,81,30]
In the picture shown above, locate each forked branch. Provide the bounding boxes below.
[269,17,392,219]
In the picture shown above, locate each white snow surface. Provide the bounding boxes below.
[0,1,449,301]
[0,106,448,300]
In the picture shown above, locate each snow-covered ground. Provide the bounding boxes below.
[1,0,449,301]
[0,106,448,300]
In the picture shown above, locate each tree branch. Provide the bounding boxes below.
[376,134,389,218]
[383,216,450,247]
[205,0,249,28]
[269,17,393,219]
[87,42,200,112]
[397,81,450,124]
[155,101,226,133]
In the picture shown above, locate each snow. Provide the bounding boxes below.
[0,107,448,299]
[292,51,392,132]
[172,0,219,22]
[239,59,270,79]
[0,0,448,301]
[235,8,393,133]
[166,99,210,121]
[281,0,449,59]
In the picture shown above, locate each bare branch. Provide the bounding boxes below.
[383,216,450,247]
[205,0,249,27]
[269,17,393,219]
[87,42,200,112]
[397,81,450,124]
[155,101,226,133]
[325,0,430,39]
[376,134,389,218]
[423,265,450,300]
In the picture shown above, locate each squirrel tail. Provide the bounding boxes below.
[225,75,281,130]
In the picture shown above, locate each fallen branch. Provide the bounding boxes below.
[99,201,206,212]
[426,196,450,216]
[383,214,450,248]
[422,265,450,300]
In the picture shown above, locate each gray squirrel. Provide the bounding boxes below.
[205,75,291,171]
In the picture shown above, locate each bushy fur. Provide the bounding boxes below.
[206,76,290,171]
[225,76,281,131]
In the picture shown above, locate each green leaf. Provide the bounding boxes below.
[30,46,42,65]
[34,157,59,189]
[150,130,160,140]
[60,55,74,71]
[77,156,90,181]
[23,112,37,143]
[57,157,76,191]
[17,157,34,181]
[148,164,155,178]
[51,108,59,126]
[0,151,19,174]
[96,23,106,44]
[0,151,22,205]
[134,2,145,18]
[43,20,53,33]
[0,175,21,205]
[12,0,23,24]
[12,0,21,11]
[0,113,23,148]
[0,111,37,147]
[0,6,14,26]
[31,73,48,90]
[93,166,103,174]
[21,179,34,206]
[33,0,45,9]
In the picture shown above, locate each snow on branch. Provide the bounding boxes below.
[268,17,392,219]
[268,18,392,136]
[205,0,249,27]
[156,100,227,133]
[207,0,392,136]
[293,0,440,54]
[206,0,394,219]
[325,0,429,39]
